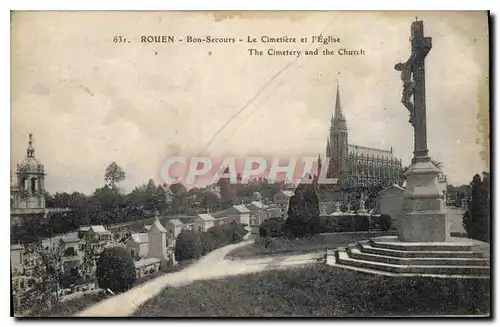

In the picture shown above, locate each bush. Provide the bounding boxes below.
[352,215,369,231]
[96,246,137,293]
[378,214,392,231]
[175,230,202,262]
[200,232,218,255]
[259,218,285,238]
[463,173,490,242]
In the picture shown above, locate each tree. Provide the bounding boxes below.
[174,230,202,261]
[104,161,126,190]
[463,173,490,242]
[96,246,136,293]
[284,177,320,238]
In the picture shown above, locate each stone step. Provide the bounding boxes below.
[336,249,490,276]
[328,256,489,279]
[347,246,490,266]
[369,237,480,252]
[359,242,487,258]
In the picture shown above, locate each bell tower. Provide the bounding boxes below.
[13,133,46,209]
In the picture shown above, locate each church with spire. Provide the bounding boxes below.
[319,82,404,190]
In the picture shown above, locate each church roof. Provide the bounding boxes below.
[348,144,398,160]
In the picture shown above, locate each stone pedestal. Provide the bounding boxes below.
[399,158,448,242]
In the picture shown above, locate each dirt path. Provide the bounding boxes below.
[75,241,321,317]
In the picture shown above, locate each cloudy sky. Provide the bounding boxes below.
[11,11,489,194]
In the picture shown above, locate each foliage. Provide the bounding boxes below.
[284,181,320,238]
[378,214,392,231]
[29,291,110,317]
[447,184,472,207]
[259,218,286,238]
[12,241,65,315]
[176,223,247,261]
[463,173,490,243]
[59,268,84,289]
[104,161,126,189]
[175,230,202,261]
[352,215,370,231]
[95,246,137,293]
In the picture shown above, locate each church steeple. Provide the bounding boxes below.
[326,79,349,183]
[333,83,347,130]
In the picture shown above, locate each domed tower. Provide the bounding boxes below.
[13,133,46,209]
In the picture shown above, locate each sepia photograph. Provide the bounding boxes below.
[10,10,490,317]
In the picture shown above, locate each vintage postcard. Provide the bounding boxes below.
[10,11,490,317]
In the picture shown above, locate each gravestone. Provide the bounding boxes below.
[335,202,341,213]
[320,204,327,215]
[359,198,367,213]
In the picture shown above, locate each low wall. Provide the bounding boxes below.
[227,230,398,259]
[258,231,397,248]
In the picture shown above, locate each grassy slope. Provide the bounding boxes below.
[134,265,490,317]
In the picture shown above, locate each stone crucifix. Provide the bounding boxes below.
[394,20,432,161]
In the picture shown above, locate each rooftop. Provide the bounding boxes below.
[131,233,149,244]
[197,213,215,221]
[348,144,398,160]
[246,201,268,211]
[167,219,184,227]
[232,205,250,214]
[152,219,167,233]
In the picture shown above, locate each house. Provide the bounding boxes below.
[134,257,161,278]
[213,205,251,227]
[194,213,215,232]
[147,218,168,260]
[166,219,184,241]
[79,225,112,243]
[125,233,149,259]
[273,190,294,218]
[141,225,152,233]
[375,184,405,229]
[61,234,82,272]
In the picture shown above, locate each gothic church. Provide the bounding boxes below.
[321,84,404,189]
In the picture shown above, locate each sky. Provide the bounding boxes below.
[11,11,489,194]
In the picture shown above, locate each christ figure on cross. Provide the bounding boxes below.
[394,52,417,126]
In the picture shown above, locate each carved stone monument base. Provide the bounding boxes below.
[399,158,448,242]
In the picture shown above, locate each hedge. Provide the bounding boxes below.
[176,223,247,262]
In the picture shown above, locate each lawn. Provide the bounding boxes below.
[134,265,490,317]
